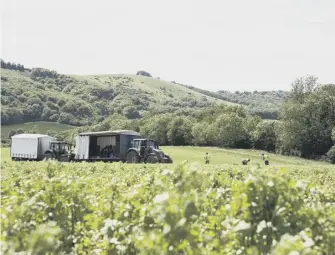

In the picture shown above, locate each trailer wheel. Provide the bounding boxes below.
[126,151,140,163]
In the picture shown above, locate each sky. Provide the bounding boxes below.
[1,0,335,91]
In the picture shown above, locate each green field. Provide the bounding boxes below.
[1,146,330,168]
[1,121,75,138]
[162,146,329,167]
[1,146,334,254]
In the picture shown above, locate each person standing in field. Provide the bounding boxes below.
[205,152,210,164]
[262,153,269,165]
[242,158,250,165]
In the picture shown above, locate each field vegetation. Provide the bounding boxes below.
[1,146,334,254]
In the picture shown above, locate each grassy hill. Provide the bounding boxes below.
[1,121,74,138]
[1,67,237,128]
[180,84,290,119]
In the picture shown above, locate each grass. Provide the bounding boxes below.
[161,146,332,168]
[1,121,75,138]
[73,73,238,105]
[1,145,331,170]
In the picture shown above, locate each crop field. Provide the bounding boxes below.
[1,147,335,254]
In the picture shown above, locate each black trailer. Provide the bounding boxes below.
[74,130,141,162]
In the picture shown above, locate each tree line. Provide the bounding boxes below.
[47,78,329,163]
[78,76,334,163]
[1,59,26,72]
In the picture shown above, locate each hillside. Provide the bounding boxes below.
[180,84,290,119]
[0,121,74,138]
[1,67,237,127]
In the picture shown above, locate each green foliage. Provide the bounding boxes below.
[122,106,141,119]
[54,105,269,152]
[277,77,335,159]
[182,82,289,119]
[1,160,334,254]
[136,70,152,77]
[1,59,25,71]
[326,146,335,164]
[1,67,228,126]
[251,121,277,152]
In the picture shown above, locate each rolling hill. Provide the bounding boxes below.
[1,67,238,129]
[179,84,290,119]
[0,121,74,138]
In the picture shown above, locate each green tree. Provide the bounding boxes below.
[211,113,245,147]
[278,77,335,158]
[251,121,277,152]
[140,115,172,145]
[167,117,194,145]
[1,59,6,68]
[122,106,141,119]
[191,122,208,146]
[8,129,17,139]
[16,128,25,134]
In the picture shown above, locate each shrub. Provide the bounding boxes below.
[326,146,335,164]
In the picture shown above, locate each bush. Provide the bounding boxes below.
[136,70,152,77]
[326,146,335,164]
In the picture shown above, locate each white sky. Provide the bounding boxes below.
[1,0,335,91]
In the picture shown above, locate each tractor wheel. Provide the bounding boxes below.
[44,153,53,161]
[59,155,70,162]
[126,151,140,163]
[165,155,173,164]
[146,154,159,164]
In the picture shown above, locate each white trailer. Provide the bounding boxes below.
[10,134,56,161]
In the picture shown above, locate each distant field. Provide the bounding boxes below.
[162,146,332,168]
[1,145,331,169]
[1,121,75,138]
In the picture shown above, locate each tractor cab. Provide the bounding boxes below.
[50,141,70,154]
[130,139,158,151]
[126,139,172,164]
[44,141,75,162]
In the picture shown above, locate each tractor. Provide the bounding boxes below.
[44,141,75,162]
[125,139,172,164]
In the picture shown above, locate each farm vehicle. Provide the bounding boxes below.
[126,138,173,163]
[10,130,173,164]
[74,130,173,164]
[43,141,75,162]
[10,134,73,162]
